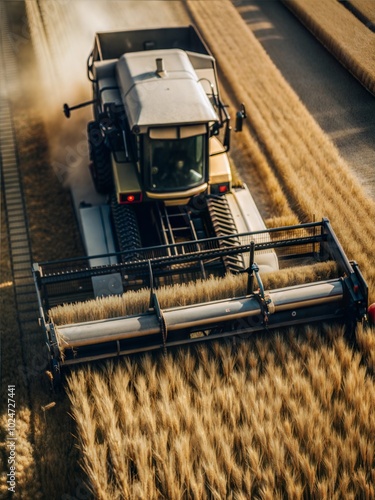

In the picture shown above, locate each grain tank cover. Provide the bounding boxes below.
[116,48,219,133]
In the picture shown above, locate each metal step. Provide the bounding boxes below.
[157,204,206,278]
[207,195,245,273]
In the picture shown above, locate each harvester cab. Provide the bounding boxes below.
[36,26,370,388]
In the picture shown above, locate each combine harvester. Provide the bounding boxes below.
[32,26,369,383]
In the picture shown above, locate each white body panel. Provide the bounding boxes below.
[80,205,118,266]
[227,185,279,272]
[116,49,218,132]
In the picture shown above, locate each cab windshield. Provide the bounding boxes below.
[144,134,206,192]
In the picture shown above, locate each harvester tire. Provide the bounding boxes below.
[88,121,113,194]
[111,195,142,261]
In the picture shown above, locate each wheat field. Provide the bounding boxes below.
[67,325,375,499]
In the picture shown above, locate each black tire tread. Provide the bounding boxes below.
[88,121,113,194]
[111,195,142,261]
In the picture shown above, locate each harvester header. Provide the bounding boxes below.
[33,219,368,376]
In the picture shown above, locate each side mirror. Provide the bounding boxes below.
[211,122,220,136]
[235,103,247,132]
[63,103,71,119]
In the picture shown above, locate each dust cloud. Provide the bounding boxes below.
[25,0,189,202]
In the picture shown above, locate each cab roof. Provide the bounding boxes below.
[116,48,219,133]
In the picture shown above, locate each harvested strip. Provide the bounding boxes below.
[282,0,375,93]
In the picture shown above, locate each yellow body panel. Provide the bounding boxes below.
[112,136,231,205]
[112,155,141,203]
[209,136,232,186]
[146,183,208,206]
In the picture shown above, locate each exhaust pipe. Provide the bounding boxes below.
[156,57,167,78]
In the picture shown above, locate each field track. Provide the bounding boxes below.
[0,3,88,498]
[0,3,38,373]
[0,4,43,498]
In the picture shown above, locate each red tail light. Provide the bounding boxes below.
[211,183,230,195]
[119,192,142,204]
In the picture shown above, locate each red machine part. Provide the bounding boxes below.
[368,303,375,325]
